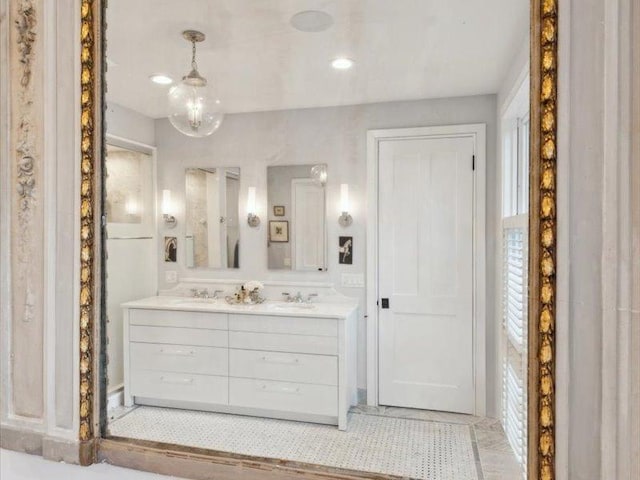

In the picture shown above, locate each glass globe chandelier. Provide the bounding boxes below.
[168,30,224,137]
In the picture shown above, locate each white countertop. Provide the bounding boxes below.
[122,296,359,319]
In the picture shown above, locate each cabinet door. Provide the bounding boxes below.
[130,309,228,330]
[230,378,337,416]
[131,371,228,405]
[131,343,228,376]
[230,349,337,385]
[229,314,337,337]
[230,331,337,355]
[130,325,228,347]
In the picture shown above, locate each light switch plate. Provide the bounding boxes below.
[341,273,365,288]
[165,270,178,284]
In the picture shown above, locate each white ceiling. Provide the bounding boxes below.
[106,0,529,118]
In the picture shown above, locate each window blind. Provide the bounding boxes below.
[501,215,528,476]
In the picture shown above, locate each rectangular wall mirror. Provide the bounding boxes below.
[267,165,327,271]
[185,167,240,269]
[91,0,557,478]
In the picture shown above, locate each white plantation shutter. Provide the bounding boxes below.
[502,215,528,474]
[503,221,527,350]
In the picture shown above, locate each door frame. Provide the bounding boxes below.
[104,134,159,406]
[366,124,487,415]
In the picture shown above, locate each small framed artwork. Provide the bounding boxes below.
[273,205,285,217]
[164,236,177,262]
[269,221,289,242]
[339,236,353,264]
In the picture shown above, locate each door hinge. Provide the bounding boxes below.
[472,155,475,171]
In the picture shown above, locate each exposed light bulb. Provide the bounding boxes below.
[187,98,203,130]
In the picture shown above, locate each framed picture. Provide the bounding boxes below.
[273,205,285,216]
[269,221,289,242]
[339,236,353,264]
[164,236,177,262]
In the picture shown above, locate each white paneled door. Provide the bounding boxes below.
[292,179,326,271]
[378,135,475,414]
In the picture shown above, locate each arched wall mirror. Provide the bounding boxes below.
[79,1,558,479]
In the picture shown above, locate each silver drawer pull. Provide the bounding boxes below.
[259,383,301,394]
[260,355,300,365]
[159,348,195,356]
[159,376,193,385]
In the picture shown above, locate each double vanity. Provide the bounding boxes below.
[122,295,358,430]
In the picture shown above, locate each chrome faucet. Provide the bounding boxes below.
[212,289,224,299]
[282,292,318,303]
[190,288,209,299]
[282,292,304,303]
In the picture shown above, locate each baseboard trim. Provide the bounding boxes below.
[357,388,367,405]
[78,438,97,466]
[43,436,89,465]
[107,385,124,411]
[1,425,92,465]
[0,425,43,456]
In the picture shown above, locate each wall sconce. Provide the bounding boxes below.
[162,189,177,228]
[247,186,260,227]
[339,183,353,227]
[311,164,328,186]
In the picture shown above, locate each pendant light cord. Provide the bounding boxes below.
[191,40,198,71]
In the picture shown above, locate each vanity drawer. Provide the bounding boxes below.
[229,378,337,417]
[129,309,228,330]
[229,349,337,386]
[131,370,228,405]
[130,325,228,347]
[130,343,228,376]
[229,314,337,337]
[229,331,337,355]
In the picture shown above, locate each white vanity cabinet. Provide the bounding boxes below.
[122,299,358,430]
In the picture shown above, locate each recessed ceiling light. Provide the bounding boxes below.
[290,10,334,32]
[331,58,354,70]
[149,74,173,85]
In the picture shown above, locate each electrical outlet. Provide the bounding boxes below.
[165,270,178,284]
[284,258,291,266]
[341,273,365,288]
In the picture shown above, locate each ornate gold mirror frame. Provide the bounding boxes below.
[78,0,558,478]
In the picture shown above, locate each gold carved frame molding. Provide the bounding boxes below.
[79,1,559,478]
[528,1,558,479]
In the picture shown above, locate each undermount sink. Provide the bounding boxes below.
[267,302,317,310]
[174,298,221,305]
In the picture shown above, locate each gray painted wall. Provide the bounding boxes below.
[154,94,498,398]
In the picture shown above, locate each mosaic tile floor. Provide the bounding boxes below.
[109,405,523,480]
